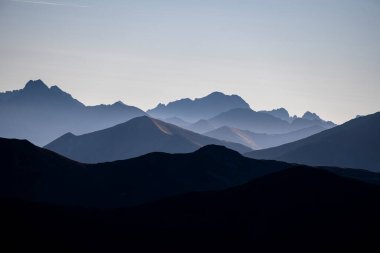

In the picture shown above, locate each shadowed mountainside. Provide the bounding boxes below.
[246,112,380,172]
[1,138,280,208]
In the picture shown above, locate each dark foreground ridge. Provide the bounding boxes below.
[0,137,287,207]
[1,137,380,251]
[1,166,379,251]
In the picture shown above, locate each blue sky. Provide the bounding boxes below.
[0,0,379,123]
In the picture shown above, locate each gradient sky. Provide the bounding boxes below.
[0,0,379,123]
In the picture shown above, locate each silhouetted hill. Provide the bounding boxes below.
[205,125,326,149]
[0,80,146,145]
[2,166,379,251]
[246,112,380,172]
[1,138,287,208]
[147,91,250,122]
[45,116,251,163]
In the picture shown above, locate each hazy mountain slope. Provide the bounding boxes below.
[147,91,250,122]
[208,108,291,134]
[1,138,287,208]
[205,125,326,149]
[246,112,380,172]
[2,167,379,251]
[259,108,336,128]
[45,116,251,163]
[0,80,146,146]
[208,108,335,134]
[161,117,190,128]
[185,119,216,133]
[259,108,292,122]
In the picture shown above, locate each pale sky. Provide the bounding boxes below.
[0,0,379,123]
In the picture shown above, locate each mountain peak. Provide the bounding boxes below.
[302,111,322,121]
[50,85,64,93]
[205,91,226,97]
[112,101,126,107]
[147,91,250,122]
[24,79,49,90]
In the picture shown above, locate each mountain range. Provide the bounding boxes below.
[205,125,326,149]
[3,136,380,207]
[0,80,336,150]
[0,80,146,145]
[44,116,251,163]
[1,137,287,207]
[246,112,380,172]
[147,91,251,122]
[191,108,335,134]
[1,137,379,251]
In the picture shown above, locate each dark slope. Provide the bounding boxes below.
[1,167,379,251]
[0,80,146,146]
[205,125,325,149]
[246,112,380,172]
[45,116,251,163]
[147,91,250,122]
[1,138,283,208]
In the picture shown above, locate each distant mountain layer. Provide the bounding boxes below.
[246,112,380,172]
[147,91,251,122]
[205,125,326,149]
[259,108,292,122]
[203,108,335,134]
[2,166,379,251]
[45,116,251,163]
[0,80,146,146]
[2,138,285,208]
[0,80,337,147]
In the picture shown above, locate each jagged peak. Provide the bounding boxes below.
[302,111,322,121]
[50,85,64,92]
[24,79,49,90]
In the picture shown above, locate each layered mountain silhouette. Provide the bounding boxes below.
[247,112,380,172]
[259,107,293,122]
[1,137,287,208]
[2,137,379,208]
[204,108,335,134]
[147,91,251,122]
[0,80,146,146]
[0,81,338,150]
[2,166,379,251]
[205,125,326,149]
[161,117,190,128]
[186,118,216,133]
[45,116,251,163]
